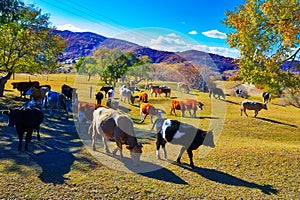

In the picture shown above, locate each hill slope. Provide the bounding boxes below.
[54,30,237,73]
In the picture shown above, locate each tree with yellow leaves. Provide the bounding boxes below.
[223,0,300,94]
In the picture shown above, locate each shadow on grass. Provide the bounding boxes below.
[0,100,98,185]
[257,117,297,128]
[219,98,240,105]
[178,164,278,195]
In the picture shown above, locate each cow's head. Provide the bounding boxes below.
[203,130,215,148]
[127,143,143,166]
[263,103,268,110]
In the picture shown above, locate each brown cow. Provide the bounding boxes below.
[12,81,40,98]
[89,107,143,165]
[140,103,165,123]
[171,99,204,117]
[138,92,148,104]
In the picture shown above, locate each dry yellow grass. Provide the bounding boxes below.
[0,73,299,199]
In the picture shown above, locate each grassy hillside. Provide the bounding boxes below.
[0,73,299,199]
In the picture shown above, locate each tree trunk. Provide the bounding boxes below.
[0,72,13,97]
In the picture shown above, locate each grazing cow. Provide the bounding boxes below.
[140,103,165,123]
[262,92,271,104]
[100,86,114,97]
[209,87,226,99]
[43,91,71,119]
[178,82,190,94]
[11,81,40,98]
[61,84,78,103]
[241,100,267,117]
[170,99,204,117]
[149,85,170,97]
[120,87,135,104]
[160,87,171,97]
[89,107,143,165]
[2,106,43,151]
[95,92,104,105]
[138,92,148,104]
[158,119,215,168]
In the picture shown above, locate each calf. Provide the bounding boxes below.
[262,92,271,104]
[140,103,165,123]
[159,119,215,168]
[241,100,267,117]
[2,106,43,151]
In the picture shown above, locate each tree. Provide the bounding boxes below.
[127,55,154,83]
[76,56,98,81]
[0,0,66,96]
[223,0,300,93]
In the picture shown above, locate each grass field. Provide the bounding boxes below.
[0,73,299,199]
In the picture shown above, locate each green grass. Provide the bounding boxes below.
[0,73,299,199]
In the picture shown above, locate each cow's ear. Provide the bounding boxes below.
[2,110,10,116]
[202,132,207,138]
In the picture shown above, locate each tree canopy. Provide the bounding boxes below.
[0,0,66,96]
[76,48,152,86]
[223,0,300,92]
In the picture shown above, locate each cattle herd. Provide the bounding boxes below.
[1,80,271,168]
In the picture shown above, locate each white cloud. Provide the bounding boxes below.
[146,35,240,58]
[56,24,92,33]
[167,33,179,37]
[202,30,227,39]
[188,30,198,35]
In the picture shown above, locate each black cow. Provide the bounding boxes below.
[100,86,114,97]
[11,81,40,98]
[158,119,215,168]
[95,91,104,105]
[262,92,271,103]
[61,84,78,103]
[2,106,43,151]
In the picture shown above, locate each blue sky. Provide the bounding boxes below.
[23,0,245,58]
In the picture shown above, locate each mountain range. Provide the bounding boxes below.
[54,30,239,74]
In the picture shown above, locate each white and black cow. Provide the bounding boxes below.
[262,92,271,104]
[43,91,71,119]
[2,106,43,151]
[158,119,215,168]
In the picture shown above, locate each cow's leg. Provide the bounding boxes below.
[36,127,41,141]
[176,146,186,164]
[92,128,97,151]
[187,149,195,168]
[17,130,23,151]
[140,111,145,122]
[254,110,258,117]
[161,140,167,159]
[156,133,162,159]
[102,137,110,153]
[244,109,248,117]
[25,130,33,151]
